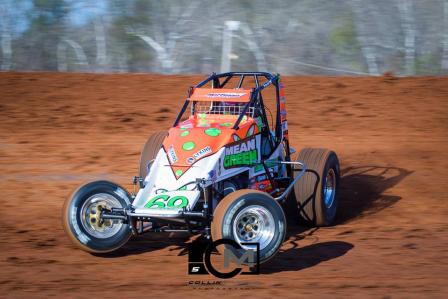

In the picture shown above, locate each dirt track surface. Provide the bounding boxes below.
[0,72,447,298]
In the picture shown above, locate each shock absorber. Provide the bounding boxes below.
[197,178,213,239]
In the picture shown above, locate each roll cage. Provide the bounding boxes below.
[173,72,285,147]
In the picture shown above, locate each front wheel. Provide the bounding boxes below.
[62,180,132,253]
[211,190,286,263]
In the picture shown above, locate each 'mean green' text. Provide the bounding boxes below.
[224,150,257,168]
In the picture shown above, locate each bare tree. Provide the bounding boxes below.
[57,39,90,71]
[442,0,448,72]
[131,33,173,71]
[127,1,202,73]
[351,0,380,75]
[237,23,268,71]
[3,0,447,75]
[94,17,107,72]
[0,1,12,71]
[396,0,416,75]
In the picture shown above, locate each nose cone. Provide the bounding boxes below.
[162,115,259,179]
[162,122,234,178]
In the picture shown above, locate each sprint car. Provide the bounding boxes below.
[63,72,340,263]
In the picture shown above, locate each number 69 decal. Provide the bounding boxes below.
[145,194,189,209]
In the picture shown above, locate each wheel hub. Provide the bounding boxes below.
[88,203,113,230]
[233,205,275,250]
[324,168,336,208]
[80,193,123,239]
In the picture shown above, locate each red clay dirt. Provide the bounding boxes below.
[0,72,447,298]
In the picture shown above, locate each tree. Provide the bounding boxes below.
[16,0,71,70]
[442,0,448,72]
[396,0,416,75]
[350,0,380,75]
[0,1,12,70]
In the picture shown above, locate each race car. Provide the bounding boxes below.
[62,72,340,263]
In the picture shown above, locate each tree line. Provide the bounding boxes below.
[1,0,447,75]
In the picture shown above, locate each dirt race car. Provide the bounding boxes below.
[62,72,340,263]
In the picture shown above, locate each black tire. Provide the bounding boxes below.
[139,131,167,179]
[211,190,286,263]
[62,180,132,253]
[293,148,340,226]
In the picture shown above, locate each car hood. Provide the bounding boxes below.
[162,115,258,179]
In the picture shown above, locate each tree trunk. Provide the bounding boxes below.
[94,17,107,72]
[397,0,416,75]
[0,2,12,71]
[57,39,89,72]
[351,0,380,75]
[239,23,268,71]
[134,34,172,73]
[442,0,448,72]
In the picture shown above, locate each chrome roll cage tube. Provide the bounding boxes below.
[272,161,306,202]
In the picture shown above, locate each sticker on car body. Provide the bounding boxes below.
[223,135,260,169]
[168,145,178,163]
[139,191,201,214]
[145,194,188,209]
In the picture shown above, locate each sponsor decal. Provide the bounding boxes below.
[193,145,212,160]
[168,145,178,163]
[206,92,247,98]
[224,137,258,169]
[249,174,273,192]
[250,180,273,192]
[251,174,267,182]
[188,238,260,279]
[187,146,212,164]
[253,159,278,173]
[193,146,212,159]
[262,80,271,88]
[145,194,189,209]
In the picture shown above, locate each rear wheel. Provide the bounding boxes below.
[139,131,167,178]
[211,190,286,263]
[62,180,132,253]
[293,148,340,226]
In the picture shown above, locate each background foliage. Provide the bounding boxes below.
[1,0,447,75]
